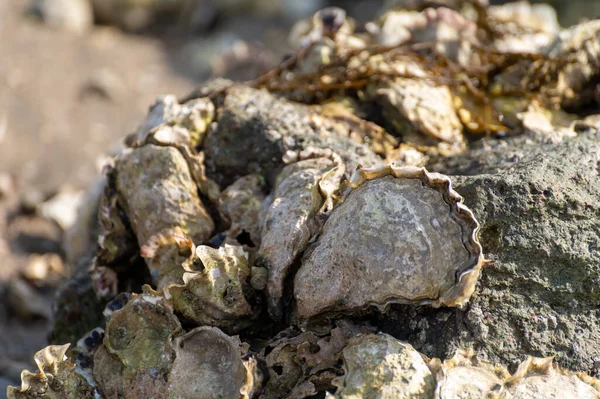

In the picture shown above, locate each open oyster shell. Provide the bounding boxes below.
[258,155,344,320]
[332,333,436,399]
[168,326,257,399]
[294,165,484,320]
[164,244,258,334]
[7,344,95,399]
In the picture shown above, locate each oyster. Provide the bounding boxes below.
[218,173,266,250]
[258,154,344,319]
[505,357,600,399]
[111,144,214,288]
[544,20,600,109]
[294,165,484,320]
[432,350,509,398]
[164,244,258,333]
[332,333,435,399]
[168,326,258,399]
[7,344,95,399]
[93,290,182,398]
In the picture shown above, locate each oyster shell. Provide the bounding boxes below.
[93,290,182,398]
[218,173,266,250]
[258,155,344,320]
[126,95,214,149]
[164,244,258,333]
[332,333,436,399]
[544,20,600,109]
[7,344,95,399]
[168,326,257,399]
[113,144,215,288]
[294,165,484,320]
[432,350,509,398]
[504,357,600,399]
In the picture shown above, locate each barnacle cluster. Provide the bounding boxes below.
[10,1,600,398]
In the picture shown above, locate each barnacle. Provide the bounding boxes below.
[332,333,436,399]
[7,344,95,399]
[294,164,484,320]
[164,244,258,333]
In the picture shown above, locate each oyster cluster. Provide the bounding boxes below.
[10,1,600,398]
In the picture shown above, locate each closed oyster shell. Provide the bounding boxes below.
[114,144,214,288]
[93,290,182,398]
[433,350,509,398]
[332,333,435,399]
[7,344,95,399]
[294,165,484,320]
[504,357,600,399]
[544,20,600,109]
[258,155,344,320]
[218,174,266,250]
[164,244,258,333]
[168,326,256,399]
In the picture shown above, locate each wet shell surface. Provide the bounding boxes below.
[332,333,436,399]
[294,165,484,320]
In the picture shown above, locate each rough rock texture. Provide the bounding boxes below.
[381,129,600,376]
[204,85,381,187]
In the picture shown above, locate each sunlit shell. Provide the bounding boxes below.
[113,144,214,288]
[164,244,257,333]
[504,357,600,399]
[93,290,181,398]
[433,350,509,398]
[294,165,484,320]
[7,344,96,399]
[257,155,344,320]
[168,326,257,399]
[332,333,435,399]
[375,74,465,151]
[126,95,214,149]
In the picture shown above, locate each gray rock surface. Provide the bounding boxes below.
[381,129,600,376]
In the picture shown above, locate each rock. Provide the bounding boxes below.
[381,129,600,376]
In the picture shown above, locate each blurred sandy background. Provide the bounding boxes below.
[0,0,596,393]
